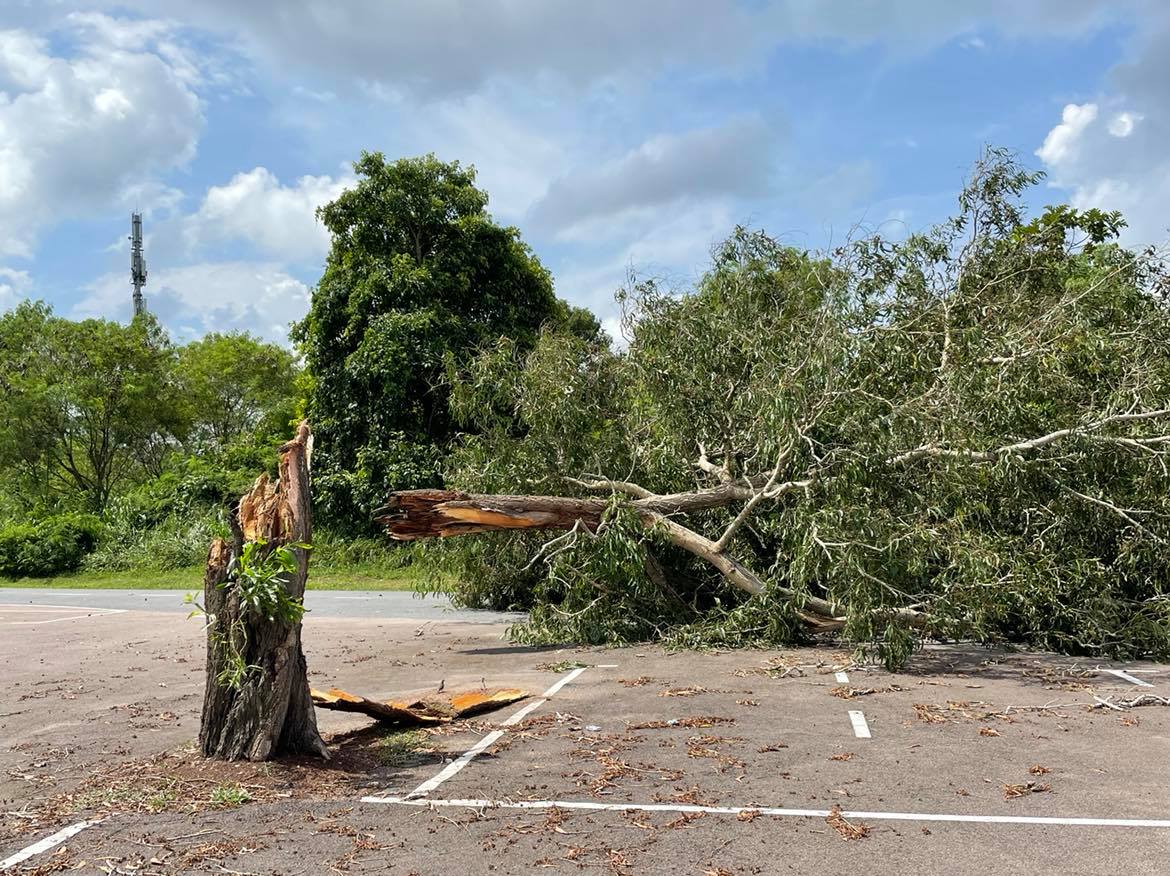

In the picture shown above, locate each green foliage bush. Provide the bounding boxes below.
[0,513,104,577]
[308,528,412,574]
[83,510,226,572]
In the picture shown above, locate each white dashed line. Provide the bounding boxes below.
[1,819,101,870]
[542,666,588,697]
[500,698,548,726]
[848,710,871,738]
[1102,669,1154,688]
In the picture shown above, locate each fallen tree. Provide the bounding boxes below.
[400,150,1170,668]
[199,422,328,760]
[376,488,906,631]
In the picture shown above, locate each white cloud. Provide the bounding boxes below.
[529,116,776,236]
[1108,111,1142,137]
[554,201,737,328]
[183,167,353,263]
[0,266,31,310]
[1035,103,1098,166]
[1035,15,1170,248]
[74,261,311,344]
[0,15,203,258]
[87,0,1124,99]
[404,92,570,222]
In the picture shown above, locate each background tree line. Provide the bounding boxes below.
[0,152,590,578]
[0,309,298,576]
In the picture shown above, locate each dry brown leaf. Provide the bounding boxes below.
[1003,781,1051,800]
[660,687,706,697]
[826,804,871,840]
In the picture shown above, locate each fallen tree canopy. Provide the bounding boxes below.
[400,150,1170,668]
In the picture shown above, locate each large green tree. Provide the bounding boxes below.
[295,152,595,528]
[177,332,298,451]
[0,304,186,511]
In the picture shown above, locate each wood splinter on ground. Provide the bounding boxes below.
[311,686,528,725]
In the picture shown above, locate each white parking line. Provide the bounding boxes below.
[1102,669,1154,688]
[0,605,126,626]
[0,819,101,870]
[368,666,591,803]
[848,710,871,738]
[366,796,1170,828]
[542,666,588,697]
[500,698,547,726]
[403,730,507,799]
[0,604,122,612]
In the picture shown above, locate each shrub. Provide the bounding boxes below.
[82,510,226,572]
[0,513,104,577]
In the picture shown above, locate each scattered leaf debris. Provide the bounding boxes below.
[1003,782,1051,800]
[618,677,656,687]
[830,685,903,699]
[536,660,589,673]
[826,804,871,840]
[628,716,735,730]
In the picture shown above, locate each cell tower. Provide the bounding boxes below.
[129,212,147,317]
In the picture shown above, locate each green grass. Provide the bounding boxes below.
[0,563,425,591]
[374,728,429,767]
[209,783,252,808]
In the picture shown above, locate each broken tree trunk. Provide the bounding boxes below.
[375,489,927,632]
[199,422,329,761]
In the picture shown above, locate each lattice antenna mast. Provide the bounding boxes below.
[130,212,147,317]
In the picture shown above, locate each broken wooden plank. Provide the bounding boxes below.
[310,687,528,726]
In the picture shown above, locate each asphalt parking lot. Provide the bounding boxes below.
[2,595,1168,874]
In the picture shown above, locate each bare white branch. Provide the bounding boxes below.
[891,408,1170,466]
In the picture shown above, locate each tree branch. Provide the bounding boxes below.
[564,476,655,500]
[891,408,1170,466]
[1062,487,1166,545]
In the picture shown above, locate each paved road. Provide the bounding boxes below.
[0,588,525,624]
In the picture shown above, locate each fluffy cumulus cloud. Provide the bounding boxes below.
[74,262,311,344]
[183,167,353,263]
[0,14,203,258]
[1035,12,1170,247]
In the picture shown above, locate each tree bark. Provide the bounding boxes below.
[199,422,328,761]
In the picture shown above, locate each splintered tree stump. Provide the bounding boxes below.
[199,422,328,761]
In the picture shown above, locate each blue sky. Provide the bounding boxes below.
[1,1,1167,344]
